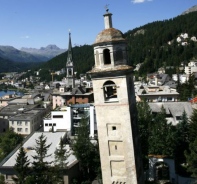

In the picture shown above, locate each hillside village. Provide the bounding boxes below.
[0,7,197,184]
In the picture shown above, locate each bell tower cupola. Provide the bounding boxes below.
[93,8,128,71]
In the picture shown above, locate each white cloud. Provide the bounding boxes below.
[131,0,153,4]
[21,35,30,39]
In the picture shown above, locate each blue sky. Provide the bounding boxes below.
[0,0,196,49]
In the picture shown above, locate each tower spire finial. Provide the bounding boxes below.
[105,4,109,12]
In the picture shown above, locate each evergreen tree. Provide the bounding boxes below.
[137,100,152,169]
[175,111,190,175]
[31,133,53,184]
[73,117,101,183]
[13,146,30,184]
[53,137,69,183]
[0,174,5,184]
[0,129,23,161]
[185,137,197,178]
[185,108,197,178]
[188,108,197,143]
[148,106,176,156]
[176,111,189,152]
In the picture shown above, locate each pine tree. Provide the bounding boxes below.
[0,129,23,161]
[53,137,69,183]
[13,146,30,184]
[0,174,5,184]
[185,138,197,178]
[148,106,176,156]
[176,111,189,154]
[175,111,190,175]
[137,101,152,169]
[31,133,52,184]
[73,117,101,183]
[188,108,197,143]
[185,108,197,178]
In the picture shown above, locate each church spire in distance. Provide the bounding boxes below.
[66,30,75,88]
[67,30,73,65]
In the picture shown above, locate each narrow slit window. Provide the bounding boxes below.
[103,49,111,64]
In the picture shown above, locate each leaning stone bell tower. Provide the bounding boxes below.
[87,8,144,184]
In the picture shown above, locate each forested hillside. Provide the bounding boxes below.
[40,44,94,77]
[31,11,197,80]
[125,11,197,76]
[0,57,43,73]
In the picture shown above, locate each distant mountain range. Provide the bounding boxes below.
[0,45,66,63]
[0,5,196,74]
[21,45,66,61]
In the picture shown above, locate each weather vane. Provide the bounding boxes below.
[105,4,109,12]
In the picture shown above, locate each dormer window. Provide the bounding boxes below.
[103,49,111,64]
[103,81,118,102]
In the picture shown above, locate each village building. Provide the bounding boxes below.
[148,101,193,125]
[0,94,21,107]
[43,103,96,138]
[0,132,79,184]
[184,60,197,75]
[135,85,179,102]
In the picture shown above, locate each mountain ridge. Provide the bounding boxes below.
[20,44,66,61]
[182,5,197,15]
[0,46,43,63]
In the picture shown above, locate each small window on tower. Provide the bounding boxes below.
[68,69,72,76]
[103,81,118,102]
[103,49,111,64]
[115,145,117,150]
[112,126,116,130]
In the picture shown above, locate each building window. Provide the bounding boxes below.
[53,115,63,118]
[103,81,118,102]
[17,128,22,132]
[25,128,28,132]
[17,121,22,126]
[45,124,48,126]
[53,123,56,126]
[112,126,116,130]
[115,145,117,150]
[68,69,72,76]
[12,121,14,125]
[25,122,28,126]
[103,49,111,64]
[49,123,52,126]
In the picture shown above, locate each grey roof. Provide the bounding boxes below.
[42,93,51,101]
[8,98,28,105]
[0,104,38,116]
[136,85,179,96]
[8,109,44,121]
[148,102,193,117]
[163,80,177,89]
[1,132,77,167]
[71,86,86,95]
[71,103,93,108]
